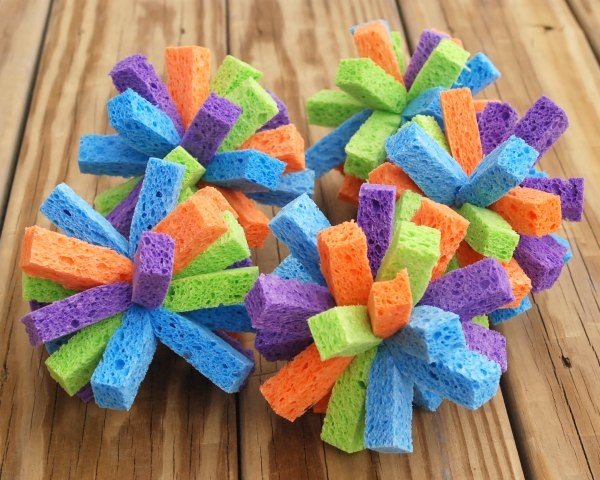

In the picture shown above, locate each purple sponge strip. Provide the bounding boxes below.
[419,258,514,321]
[132,232,174,309]
[110,54,184,136]
[21,283,132,347]
[403,30,448,89]
[257,90,291,132]
[462,322,507,372]
[29,300,49,311]
[106,180,143,239]
[478,102,519,155]
[77,384,95,403]
[180,93,242,165]
[227,258,254,269]
[254,330,313,362]
[357,184,396,277]
[520,177,584,221]
[513,235,567,293]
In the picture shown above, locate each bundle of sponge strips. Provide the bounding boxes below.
[79,47,315,249]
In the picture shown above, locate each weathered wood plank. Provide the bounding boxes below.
[398,0,600,478]
[565,0,600,62]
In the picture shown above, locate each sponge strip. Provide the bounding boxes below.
[452,52,500,95]
[94,177,141,216]
[132,232,174,309]
[164,146,206,191]
[22,274,77,302]
[337,175,364,207]
[513,234,567,293]
[21,282,132,346]
[353,20,403,83]
[500,258,532,308]
[272,255,325,286]
[478,102,518,155]
[408,114,449,152]
[306,89,365,127]
[413,384,443,412]
[462,322,507,372]
[40,183,129,257]
[520,177,584,222]
[210,55,263,97]
[368,163,423,200]
[403,29,447,89]
[78,135,149,177]
[246,169,315,207]
[105,181,142,239]
[401,87,445,129]
[394,190,423,223]
[551,233,573,262]
[367,270,412,339]
[185,304,254,333]
[254,328,313,362]
[390,31,407,74]
[258,89,291,132]
[489,296,532,325]
[239,124,305,173]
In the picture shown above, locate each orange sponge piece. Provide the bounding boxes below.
[312,389,332,414]
[195,184,239,219]
[165,46,211,129]
[353,22,404,84]
[317,222,374,306]
[238,124,305,173]
[337,174,365,207]
[367,269,412,338]
[440,87,483,175]
[455,240,484,267]
[20,226,133,290]
[489,186,562,236]
[473,99,492,113]
[260,343,353,422]
[153,190,228,273]
[367,162,423,200]
[412,197,470,279]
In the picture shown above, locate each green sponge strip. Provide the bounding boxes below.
[471,315,490,329]
[321,347,377,453]
[22,274,78,302]
[174,211,250,279]
[94,177,142,216]
[410,115,450,152]
[344,111,401,179]
[444,255,461,274]
[336,58,407,113]
[163,266,259,312]
[178,186,197,203]
[408,39,470,101]
[306,89,365,127]
[219,79,278,151]
[458,203,519,262]
[394,190,423,224]
[390,31,407,75]
[210,55,263,97]
[308,306,381,360]
[377,221,440,303]
[45,314,123,396]
[164,146,205,193]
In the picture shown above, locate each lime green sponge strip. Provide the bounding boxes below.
[210,55,263,97]
[344,110,401,179]
[390,31,407,75]
[394,190,423,224]
[164,266,259,312]
[336,58,407,114]
[321,347,377,453]
[308,306,381,360]
[408,39,470,101]
[178,186,197,203]
[22,274,78,302]
[410,115,450,152]
[306,89,365,127]
[94,177,141,216]
[458,203,519,262]
[174,211,250,279]
[45,314,123,396]
[472,315,490,329]
[165,146,205,192]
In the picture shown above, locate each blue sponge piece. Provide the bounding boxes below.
[269,194,331,283]
[452,53,500,95]
[107,89,181,158]
[489,296,532,325]
[456,136,538,207]
[246,169,315,207]
[387,306,466,363]
[78,135,149,177]
[550,234,573,263]
[272,255,326,286]
[184,304,255,333]
[128,158,185,257]
[386,123,467,205]
[401,87,446,129]
[203,149,286,193]
[365,345,414,453]
[527,168,549,179]
[306,109,372,178]
[91,306,157,410]
[150,308,254,393]
[40,183,129,257]
[413,384,443,412]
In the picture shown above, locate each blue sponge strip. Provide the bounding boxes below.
[387,306,466,363]
[91,306,157,410]
[306,109,372,178]
[107,89,181,158]
[550,234,573,263]
[413,384,443,412]
[150,308,254,393]
[386,123,467,205]
[184,304,255,333]
[40,183,129,257]
[246,169,315,207]
[78,135,149,177]
[489,296,532,325]
[365,345,414,453]
[527,168,549,179]
[203,149,286,193]
[128,158,184,257]
[269,194,330,283]
[272,255,326,286]
[457,136,538,207]
[45,333,74,355]
[401,87,446,129]
[452,53,500,95]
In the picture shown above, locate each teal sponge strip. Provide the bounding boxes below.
[413,384,443,412]
[308,306,381,360]
[458,203,520,262]
[307,89,365,127]
[453,52,500,95]
[409,114,449,152]
[22,274,77,302]
[210,55,263,97]
[344,111,401,179]
[489,296,532,325]
[402,87,446,130]
[94,177,141,216]
[394,190,422,223]
[78,135,149,178]
[336,58,407,113]
[246,169,315,207]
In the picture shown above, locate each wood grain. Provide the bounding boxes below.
[565,0,600,61]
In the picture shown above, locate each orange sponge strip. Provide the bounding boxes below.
[337,174,364,207]
[354,22,404,84]
[20,226,133,290]
[312,389,332,414]
[440,88,483,175]
[260,343,353,422]
[455,240,485,267]
[473,99,492,113]
[489,186,562,236]
[165,46,211,129]
[367,162,423,199]
[317,221,373,306]
[153,190,228,273]
[238,124,305,173]
[367,269,412,338]
[196,184,239,219]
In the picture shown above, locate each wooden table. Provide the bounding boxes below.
[0,0,598,478]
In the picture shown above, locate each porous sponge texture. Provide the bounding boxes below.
[94,177,141,216]
[79,135,148,178]
[22,274,78,302]
[239,124,305,173]
[210,55,263,97]
[367,270,412,338]
[368,163,423,200]
[353,20,403,83]
[337,174,364,207]
[306,90,365,127]
[132,232,174,309]
[394,190,423,223]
